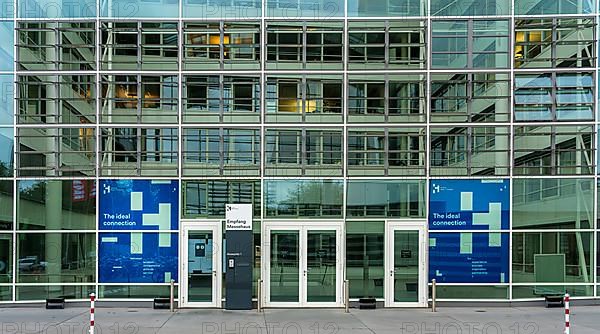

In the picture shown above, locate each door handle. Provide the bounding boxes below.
[303,270,307,276]
[390,270,394,277]
[213,270,217,277]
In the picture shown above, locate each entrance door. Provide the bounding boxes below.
[264,222,343,307]
[385,221,427,307]
[180,221,222,308]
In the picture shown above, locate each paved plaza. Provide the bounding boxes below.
[0,305,598,333]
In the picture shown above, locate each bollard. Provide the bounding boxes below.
[431,279,436,312]
[257,279,262,313]
[564,293,570,334]
[89,293,95,334]
[170,279,175,312]
[344,280,350,313]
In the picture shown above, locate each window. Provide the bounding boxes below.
[348,74,425,123]
[430,126,510,176]
[515,18,595,69]
[183,128,260,176]
[348,127,426,176]
[101,75,178,124]
[430,73,510,123]
[265,128,342,176]
[183,22,260,70]
[100,127,177,176]
[431,0,508,16]
[184,180,261,218]
[515,72,594,121]
[265,180,343,217]
[515,0,595,15]
[348,20,426,70]
[183,75,260,123]
[184,0,261,18]
[0,128,14,176]
[17,21,96,71]
[347,180,425,217]
[17,233,95,285]
[266,75,343,123]
[513,178,593,229]
[267,21,343,70]
[17,180,96,230]
[101,22,178,71]
[18,75,96,124]
[17,127,96,176]
[512,232,593,284]
[432,20,509,69]
[514,125,594,175]
[347,0,424,16]
[267,0,344,17]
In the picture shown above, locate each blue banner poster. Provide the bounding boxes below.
[99,180,178,230]
[429,232,509,283]
[429,179,509,230]
[99,232,178,283]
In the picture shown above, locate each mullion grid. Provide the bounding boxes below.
[1,0,598,303]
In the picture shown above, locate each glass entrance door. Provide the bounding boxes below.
[265,222,343,307]
[385,221,427,307]
[181,221,222,307]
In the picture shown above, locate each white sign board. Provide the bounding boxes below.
[225,204,253,230]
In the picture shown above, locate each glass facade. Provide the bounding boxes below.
[0,0,599,303]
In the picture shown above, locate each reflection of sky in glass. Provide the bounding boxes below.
[102,0,178,18]
[0,75,13,125]
[0,22,13,71]
[348,0,424,16]
[515,0,595,15]
[184,0,261,19]
[268,0,343,17]
[19,0,96,18]
[0,127,14,171]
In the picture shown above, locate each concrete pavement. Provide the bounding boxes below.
[0,305,597,333]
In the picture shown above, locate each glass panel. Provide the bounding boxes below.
[17,127,96,176]
[265,180,343,217]
[513,178,593,229]
[183,180,261,218]
[0,181,13,230]
[184,0,261,18]
[187,230,213,303]
[16,285,95,300]
[512,285,594,299]
[19,0,96,18]
[512,232,593,284]
[0,286,10,301]
[393,230,419,303]
[99,285,177,299]
[436,286,509,299]
[515,0,595,15]
[347,180,425,218]
[17,233,95,283]
[270,230,299,302]
[513,126,594,175]
[307,230,336,302]
[346,221,384,299]
[267,0,344,17]
[0,234,12,283]
[101,0,178,18]
[0,22,13,70]
[0,128,13,177]
[18,180,96,230]
[431,0,508,15]
[0,75,13,125]
[348,0,424,16]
